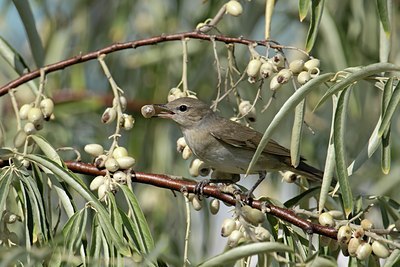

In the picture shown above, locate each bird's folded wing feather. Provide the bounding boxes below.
[209,119,292,157]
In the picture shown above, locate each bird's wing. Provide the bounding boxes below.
[209,119,292,157]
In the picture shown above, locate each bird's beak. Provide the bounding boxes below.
[152,104,175,119]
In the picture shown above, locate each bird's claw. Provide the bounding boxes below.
[194,179,210,197]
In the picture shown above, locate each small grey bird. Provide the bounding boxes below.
[150,97,324,194]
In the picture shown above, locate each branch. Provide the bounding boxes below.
[0,31,291,97]
[65,160,338,240]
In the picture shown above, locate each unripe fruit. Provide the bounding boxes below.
[105,158,119,172]
[337,225,352,244]
[289,59,305,74]
[276,69,293,84]
[361,219,373,231]
[113,171,127,184]
[98,184,109,200]
[269,75,281,90]
[19,103,32,120]
[254,226,271,241]
[238,101,255,117]
[356,241,372,260]
[101,107,117,124]
[353,227,364,239]
[40,98,54,119]
[112,146,128,159]
[84,144,104,157]
[115,156,136,169]
[176,137,187,153]
[14,130,27,148]
[304,58,320,71]
[192,195,203,211]
[318,212,335,227]
[122,114,135,130]
[348,238,361,257]
[225,0,243,17]
[272,54,285,68]
[210,199,220,215]
[260,62,275,79]
[113,96,127,111]
[182,146,192,160]
[24,122,36,135]
[246,59,262,78]
[141,105,155,118]
[90,175,105,191]
[227,230,243,247]
[169,87,181,96]
[297,71,311,85]
[221,218,237,237]
[371,241,389,259]
[28,107,43,125]
[241,205,265,225]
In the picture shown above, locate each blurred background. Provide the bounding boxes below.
[0,0,399,262]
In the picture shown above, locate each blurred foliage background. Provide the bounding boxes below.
[0,0,400,265]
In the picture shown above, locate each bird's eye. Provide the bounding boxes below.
[178,105,188,112]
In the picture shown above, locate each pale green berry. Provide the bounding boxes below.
[371,241,389,259]
[225,0,243,16]
[254,226,271,241]
[276,69,293,84]
[238,101,256,120]
[289,59,305,74]
[113,171,127,184]
[105,158,119,172]
[113,96,127,111]
[40,98,54,119]
[122,114,135,130]
[115,156,136,169]
[260,62,275,78]
[297,71,311,85]
[112,146,128,159]
[361,219,373,231]
[101,107,117,124]
[337,225,352,244]
[271,54,285,68]
[24,122,36,135]
[27,107,43,125]
[282,171,298,183]
[192,195,203,211]
[189,158,205,177]
[209,199,220,215]
[221,218,237,237]
[141,105,155,118]
[227,230,243,247]
[348,238,361,257]
[176,137,187,153]
[19,103,33,120]
[246,59,262,78]
[84,144,104,157]
[98,184,109,201]
[318,212,335,227]
[241,205,265,225]
[304,58,320,71]
[356,241,372,260]
[269,75,281,90]
[90,175,105,191]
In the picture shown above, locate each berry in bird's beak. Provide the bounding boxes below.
[141,104,175,119]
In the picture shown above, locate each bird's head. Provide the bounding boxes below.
[152,97,213,129]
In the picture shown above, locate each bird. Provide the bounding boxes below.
[149,97,324,196]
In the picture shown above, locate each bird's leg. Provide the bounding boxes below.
[246,171,266,202]
[194,174,241,197]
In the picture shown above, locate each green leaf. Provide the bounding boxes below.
[31,135,62,165]
[0,36,30,74]
[119,185,154,254]
[246,72,334,176]
[378,80,400,137]
[63,208,88,255]
[305,0,325,52]
[298,0,311,21]
[318,95,337,212]
[284,186,320,208]
[384,249,400,267]
[376,0,391,37]
[333,88,353,218]
[0,168,13,215]
[380,78,394,174]
[198,242,293,267]
[315,63,400,110]
[24,154,131,256]
[12,0,44,67]
[290,99,305,167]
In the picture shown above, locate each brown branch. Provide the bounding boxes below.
[0,31,287,97]
[65,160,338,240]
